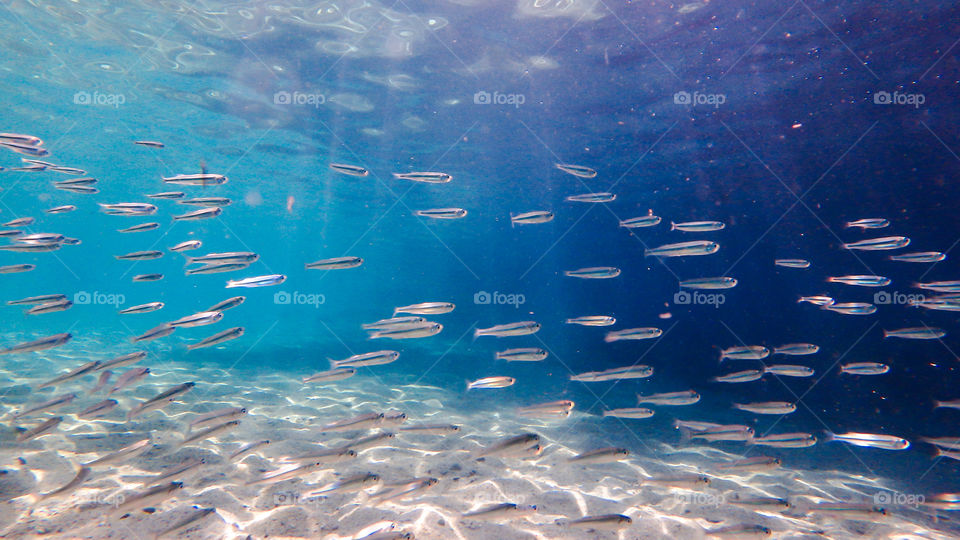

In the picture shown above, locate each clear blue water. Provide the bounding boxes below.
[1,0,959,536]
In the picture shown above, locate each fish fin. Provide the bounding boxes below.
[465,379,472,391]
[822,431,836,443]
[670,222,677,231]
[882,330,890,338]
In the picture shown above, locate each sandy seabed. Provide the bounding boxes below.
[0,344,956,540]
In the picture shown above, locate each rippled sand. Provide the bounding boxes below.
[0,347,957,539]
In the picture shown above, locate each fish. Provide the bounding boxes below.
[189,407,248,431]
[670,220,725,232]
[393,302,455,315]
[152,508,217,539]
[89,371,112,395]
[45,205,76,214]
[0,133,44,145]
[845,218,890,229]
[475,321,541,337]
[510,210,554,225]
[168,311,223,328]
[0,140,49,157]
[286,447,359,465]
[462,502,538,520]
[603,407,655,419]
[188,327,243,350]
[495,348,548,361]
[330,350,399,368]
[26,299,72,315]
[162,173,228,185]
[637,390,700,406]
[186,262,251,275]
[704,524,772,538]
[110,482,183,517]
[713,456,782,472]
[170,240,202,252]
[763,364,815,377]
[305,256,363,270]
[415,208,467,219]
[889,251,945,263]
[604,327,662,342]
[559,514,632,531]
[775,258,811,268]
[733,401,797,414]
[133,273,164,282]
[8,294,67,306]
[119,222,160,233]
[826,275,891,287]
[914,280,960,292]
[2,217,34,227]
[371,477,439,503]
[172,207,221,220]
[822,302,877,315]
[230,439,270,462]
[921,437,960,450]
[620,215,661,228]
[322,412,385,432]
[116,250,164,261]
[99,202,157,216]
[133,140,164,148]
[312,472,382,495]
[11,393,77,419]
[330,163,369,176]
[392,171,451,183]
[645,240,719,257]
[685,425,755,442]
[225,274,286,288]
[824,432,910,450]
[475,433,540,458]
[841,362,890,375]
[119,302,165,314]
[38,466,91,501]
[34,360,100,391]
[516,400,575,418]
[467,376,515,390]
[565,315,616,326]
[97,351,147,371]
[571,365,653,382]
[178,420,240,448]
[177,197,232,206]
[554,163,597,178]
[400,423,461,435]
[679,277,737,289]
[109,367,150,394]
[369,322,442,339]
[713,369,764,383]
[82,438,152,467]
[934,399,960,410]
[720,345,769,360]
[564,267,621,279]
[802,502,887,519]
[246,461,328,486]
[362,316,425,330]
[842,236,910,250]
[16,417,62,442]
[127,382,196,419]
[748,432,817,448]
[55,184,98,194]
[303,368,357,383]
[147,191,185,199]
[883,327,945,339]
[0,264,35,273]
[78,399,119,419]
[51,176,96,185]
[568,447,630,464]
[0,242,61,252]
[206,296,245,312]
[773,343,819,355]
[0,333,71,355]
[565,192,616,203]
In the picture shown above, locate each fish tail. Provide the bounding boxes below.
[465,379,472,391]
[822,431,836,443]
[670,222,677,231]
[882,330,890,338]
